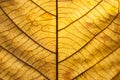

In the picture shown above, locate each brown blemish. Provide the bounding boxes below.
[64,68,74,80]
[0,78,3,80]
[100,34,110,43]
[85,22,93,29]
[114,26,120,32]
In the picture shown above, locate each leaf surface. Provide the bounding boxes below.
[0,0,120,80]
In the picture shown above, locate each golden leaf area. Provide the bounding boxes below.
[0,0,120,80]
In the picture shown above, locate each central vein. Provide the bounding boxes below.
[56,0,58,80]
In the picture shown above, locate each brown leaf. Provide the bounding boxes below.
[0,0,120,80]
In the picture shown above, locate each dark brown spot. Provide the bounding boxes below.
[0,78,3,80]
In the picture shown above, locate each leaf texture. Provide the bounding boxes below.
[0,0,120,80]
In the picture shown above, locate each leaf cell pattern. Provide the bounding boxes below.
[0,0,120,80]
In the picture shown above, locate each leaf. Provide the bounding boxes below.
[0,0,120,80]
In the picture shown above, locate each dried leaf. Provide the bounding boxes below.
[0,0,120,80]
